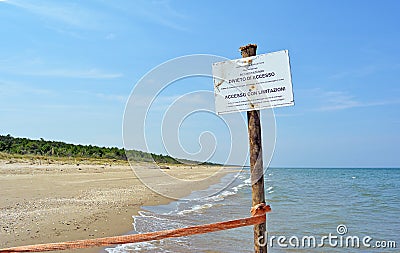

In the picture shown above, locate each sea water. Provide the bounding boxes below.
[105,168,400,252]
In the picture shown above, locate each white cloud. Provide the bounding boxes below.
[308,88,400,111]
[274,113,303,118]
[105,33,116,40]
[24,68,123,79]
[1,55,122,79]
[96,93,127,103]
[330,65,379,79]
[318,99,400,111]
[72,90,128,104]
[0,80,54,97]
[103,0,189,31]
[5,0,107,30]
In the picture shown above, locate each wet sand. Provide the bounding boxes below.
[0,158,231,253]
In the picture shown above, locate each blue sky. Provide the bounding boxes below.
[0,0,399,167]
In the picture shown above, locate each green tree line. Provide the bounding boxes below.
[0,134,183,164]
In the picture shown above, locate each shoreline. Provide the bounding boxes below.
[0,159,237,253]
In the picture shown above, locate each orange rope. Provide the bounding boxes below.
[0,213,268,252]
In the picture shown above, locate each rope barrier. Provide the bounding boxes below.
[0,206,270,252]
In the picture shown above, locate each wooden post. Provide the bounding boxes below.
[240,44,267,253]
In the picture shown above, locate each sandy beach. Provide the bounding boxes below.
[0,157,231,253]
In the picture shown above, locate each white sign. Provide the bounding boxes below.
[212,50,294,115]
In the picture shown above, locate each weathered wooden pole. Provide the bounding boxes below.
[240,44,267,253]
